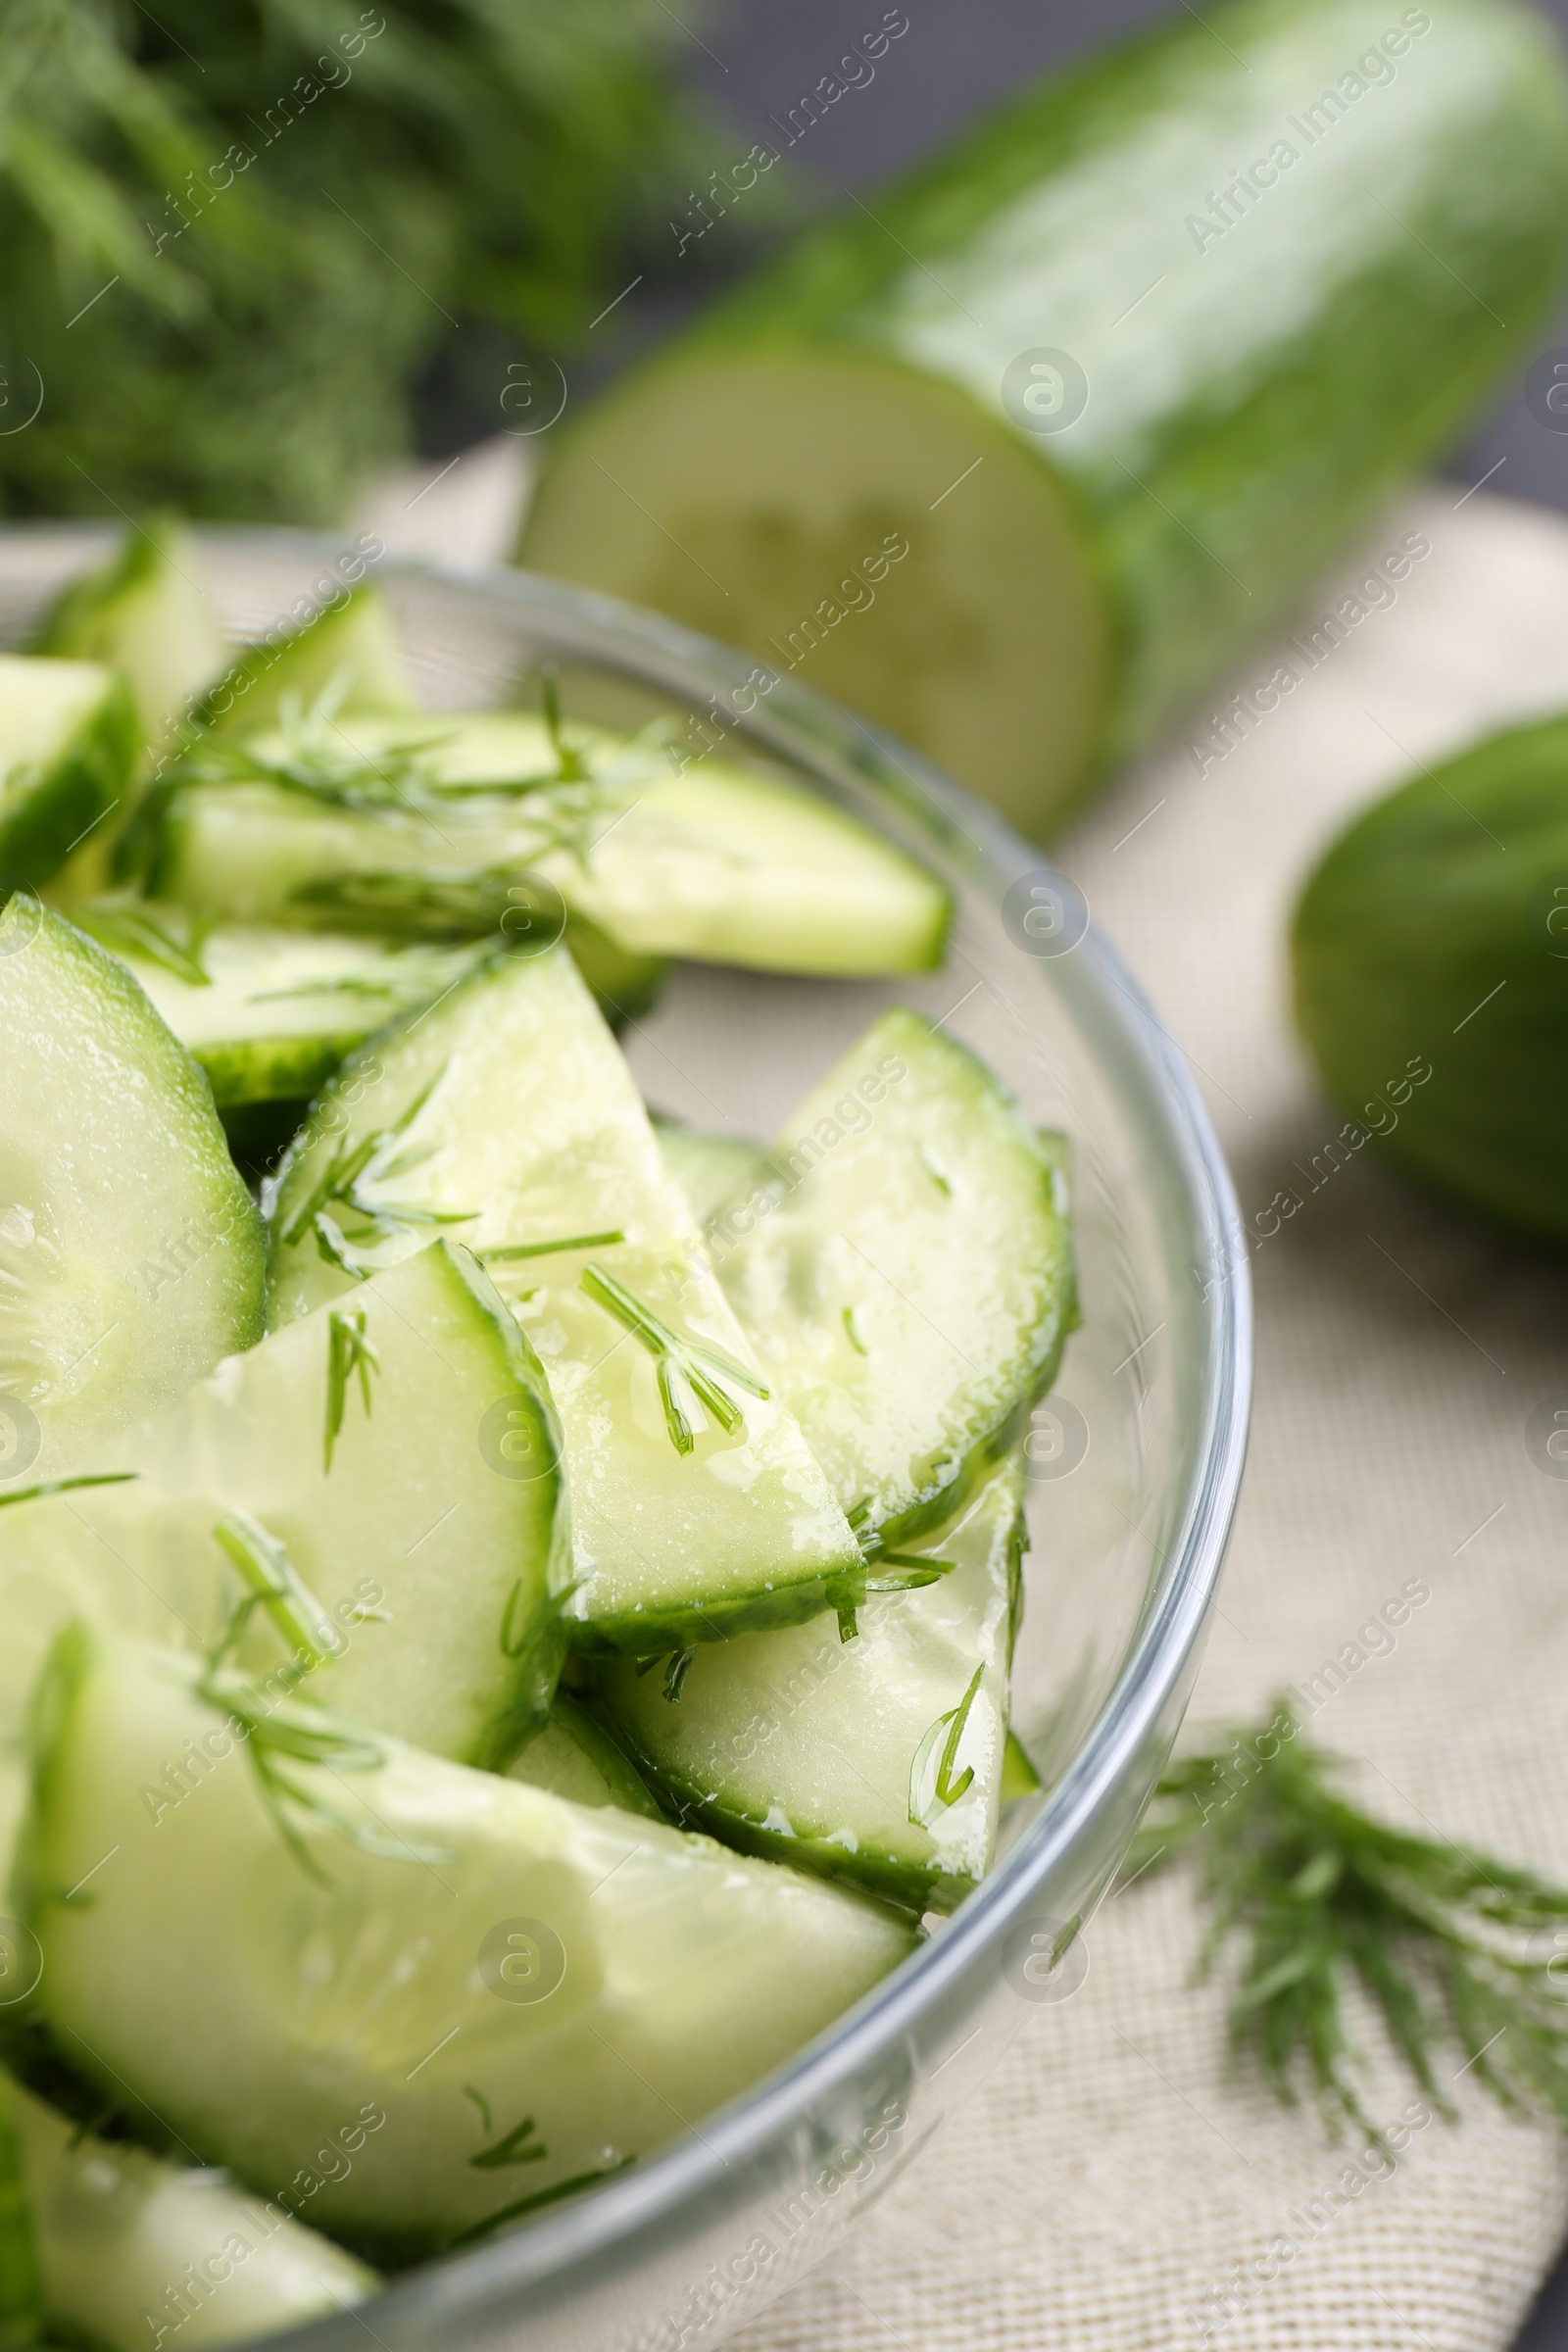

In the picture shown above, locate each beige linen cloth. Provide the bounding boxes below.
[396,462,1568,2350]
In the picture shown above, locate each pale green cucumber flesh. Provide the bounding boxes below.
[714,1007,1076,1550]
[521,0,1568,836]
[32,524,227,747]
[508,1693,669,1821]
[522,349,1106,844]
[12,2078,377,2349]
[73,905,481,1107]
[0,657,139,893]
[146,706,950,974]
[652,1116,767,1230]
[193,585,415,738]
[0,906,264,1482]
[592,1460,1027,1912]
[19,1629,915,2261]
[266,946,862,1654]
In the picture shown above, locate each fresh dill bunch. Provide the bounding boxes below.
[0,0,724,520]
[1127,1698,1568,2141]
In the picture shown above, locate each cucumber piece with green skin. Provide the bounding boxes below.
[10,2078,378,2350]
[72,902,481,1108]
[18,1627,916,2261]
[508,1693,670,1821]
[266,944,864,1654]
[652,1116,767,1230]
[713,1007,1076,1553]
[0,2073,40,2348]
[0,904,264,1483]
[592,1458,1027,1913]
[191,584,416,739]
[1292,712,1568,1247]
[519,0,1568,839]
[31,524,226,748]
[144,709,951,976]
[0,1242,567,1768]
[0,658,138,893]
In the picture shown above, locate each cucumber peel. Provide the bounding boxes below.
[0,657,138,894]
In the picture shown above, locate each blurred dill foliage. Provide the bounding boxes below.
[0,0,715,519]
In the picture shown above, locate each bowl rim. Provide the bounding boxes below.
[1,523,1252,2338]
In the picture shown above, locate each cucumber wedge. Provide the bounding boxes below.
[11,2077,378,2349]
[143,708,950,976]
[31,523,226,748]
[266,945,863,1653]
[0,1244,567,1773]
[508,1693,669,1821]
[0,905,264,1482]
[653,1115,767,1230]
[592,1458,1027,1913]
[714,1008,1076,1550]
[18,1628,916,2260]
[192,585,416,739]
[0,658,138,893]
[72,902,480,1107]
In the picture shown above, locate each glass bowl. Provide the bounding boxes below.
[0,523,1250,2352]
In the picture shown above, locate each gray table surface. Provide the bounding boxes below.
[677,6,1568,2344]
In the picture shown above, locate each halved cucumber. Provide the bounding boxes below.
[508,1693,669,1822]
[0,657,138,893]
[31,522,227,748]
[714,1007,1076,1550]
[267,944,863,1653]
[18,1627,916,2259]
[12,2076,378,2349]
[652,1115,767,1230]
[71,902,481,1107]
[592,1458,1027,1912]
[0,1242,567,1768]
[0,904,264,1482]
[143,708,950,976]
[192,584,416,738]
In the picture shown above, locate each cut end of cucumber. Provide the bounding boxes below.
[194,583,416,739]
[520,348,1110,839]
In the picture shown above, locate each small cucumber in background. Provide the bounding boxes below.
[0,903,263,1482]
[519,0,1568,837]
[0,658,138,894]
[31,521,226,748]
[714,1008,1076,1553]
[1293,712,1568,1247]
[71,902,481,1107]
[10,2075,378,2349]
[18,1628,916,2260]
[140,708,951,977]
[590,1458,1028,1913]
[266,944,864,1653]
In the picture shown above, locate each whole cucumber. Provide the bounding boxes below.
[520,0,1568,837]
[1293,714,1568,1247]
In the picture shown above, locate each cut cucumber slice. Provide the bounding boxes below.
[0,905,264,1481]
[267,945,863,1652]
[0,657,138,893]
[519,0,1568,837]
[653,1116,767,1230]
[19,1627,916,2260]
[715,1007,1076,1550]
[0,1242,567,1771]
[72,901,481,1107]
[508,1693,669,1822]
[144,708,950,975]
[11,2077,378,2349]
[31,523,226,747]
[592,1458,1027,1912]
[192,584,416,739]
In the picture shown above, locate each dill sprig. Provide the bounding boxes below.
[1126,1698,1568,2140]
[578,1263,768,1456]
[205,1512,438,1886]
[908,1664,984,1830]
[0,1473,136,1511]
[75,901,215,988]
[281,1072,475,1276]
[323,1304,379,1471]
